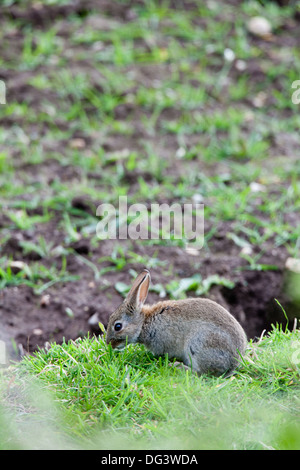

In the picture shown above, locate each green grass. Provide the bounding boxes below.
[1,325,300,450]
[0,257,79,293]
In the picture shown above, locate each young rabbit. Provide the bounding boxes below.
[106,269,247,376]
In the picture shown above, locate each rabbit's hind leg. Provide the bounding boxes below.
[184,340,236,376]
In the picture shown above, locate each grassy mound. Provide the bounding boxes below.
[1,325,300,450]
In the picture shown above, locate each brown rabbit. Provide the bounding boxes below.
[106,269,247,376]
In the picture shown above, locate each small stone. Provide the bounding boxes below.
[176,147,186,158]
[252,91,267,108]
[241,245,253,256]
[88,312,99,326]
[285,258,300,274]
[223,48,235,62]
[40,294,50,307]
[247,16,272,38]
[250,181,266,192]
[235,59,247,71]
[33,328,43,336]
[185,246,200,256]
[69,138,86,149]
[7,261,27,274]
[192,193,204,204]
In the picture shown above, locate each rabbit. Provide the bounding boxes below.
[106,269,247,376]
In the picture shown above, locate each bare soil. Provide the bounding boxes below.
[0,0,299,360]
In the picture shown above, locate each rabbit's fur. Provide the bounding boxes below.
[106,269,247,376]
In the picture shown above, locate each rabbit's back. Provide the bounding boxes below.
[140,298,247,375]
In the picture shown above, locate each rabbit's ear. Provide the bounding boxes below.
[126,269,150,312]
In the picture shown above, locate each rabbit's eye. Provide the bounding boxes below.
[114,322,123,332]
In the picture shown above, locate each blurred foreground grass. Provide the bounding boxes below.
[1,325,300,450]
